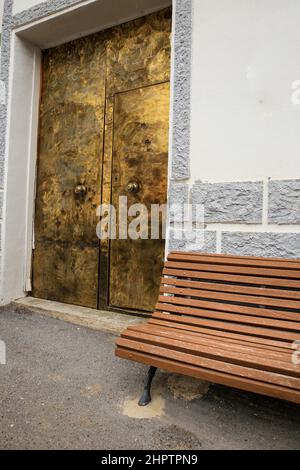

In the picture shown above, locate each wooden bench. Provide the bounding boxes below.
[115,251,300,406]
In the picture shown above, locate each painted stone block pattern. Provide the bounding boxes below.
[168,182,189,222]
[191,181,263,223]
[168,229,217,253]
[268,179,300,224]
[222,231,300,259]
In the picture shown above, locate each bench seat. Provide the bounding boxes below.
[116,251,300,405]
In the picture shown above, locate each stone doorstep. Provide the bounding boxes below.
[13,297,146,336]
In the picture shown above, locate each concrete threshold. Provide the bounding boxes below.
[14,297,146,336]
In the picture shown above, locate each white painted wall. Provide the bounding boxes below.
[190,0,300,183]
[1,35,41,303]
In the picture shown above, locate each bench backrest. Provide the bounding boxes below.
[154,251,300,344]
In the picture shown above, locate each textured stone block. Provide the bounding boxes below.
[0,161,4,189]
[171,0,193,180]
[269,179,300,224]
[168,229,217,253]
[0,191,3,219]
[222,231,300,259]
[191,181,263,223]
[168,182,189,222]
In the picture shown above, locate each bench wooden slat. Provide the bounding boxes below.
[160,285,300,311]
[126,324,294,363]
[156,296,300,324]
[168,252,300,270]
[168,250,300,266]
[148,319,293,350]
[116,338,300,388]
[163,268,300,289]
[132,322,294,357]
[156,301,300,331]
[165,261,300,280]
[152,311,300,341]
[116,348,300,404]
[161,277,300,301]
[119,331,300,382]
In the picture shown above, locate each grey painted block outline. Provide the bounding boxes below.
[191,181,264,224]
[222,231,300,259]
[268,179,300,225]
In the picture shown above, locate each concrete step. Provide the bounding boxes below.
[14,297,145,336]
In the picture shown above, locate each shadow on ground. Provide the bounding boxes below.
[0,305,299,450]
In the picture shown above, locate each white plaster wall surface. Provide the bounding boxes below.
[190,0,300,183]
[171,0,300,258]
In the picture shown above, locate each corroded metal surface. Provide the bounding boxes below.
[33,8,172,311]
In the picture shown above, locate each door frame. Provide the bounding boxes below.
[0,0,193,306]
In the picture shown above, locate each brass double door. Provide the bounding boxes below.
[32,8,171,312]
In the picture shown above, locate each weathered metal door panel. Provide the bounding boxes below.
[109,83,170,312]
[99,8,172,312]
[33,35,107,308]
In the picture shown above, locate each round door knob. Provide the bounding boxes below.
[126,181,140,194]
[74,184,87,197]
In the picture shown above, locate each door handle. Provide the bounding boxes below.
[74,184,87,198]
[126,181,140,194]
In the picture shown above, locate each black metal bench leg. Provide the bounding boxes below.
[138,366,157,406]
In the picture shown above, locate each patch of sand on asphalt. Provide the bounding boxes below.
[168,374,210,401]
[122,395,165,419]
[84,384,102,397]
